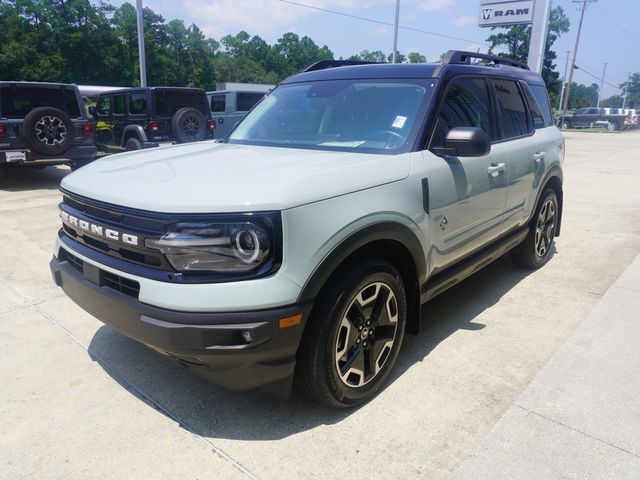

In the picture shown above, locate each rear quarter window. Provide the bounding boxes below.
[0,86,81,118]
[527,84,553,127]
[236,92,265,112]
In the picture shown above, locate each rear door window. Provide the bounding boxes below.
[113,94,125,116]
[210,94,226,113]
[0,86,81,118]
[236,92,265,112]
[129,93,147,115]
[493,79,531,139]
[96,95,111,116]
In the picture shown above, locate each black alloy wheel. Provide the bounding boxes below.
[22,107,74,155]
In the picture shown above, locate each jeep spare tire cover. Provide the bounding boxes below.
[22,106,74,155]
[172,107,207,143]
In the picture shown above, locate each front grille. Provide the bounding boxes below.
[59,248,140,299]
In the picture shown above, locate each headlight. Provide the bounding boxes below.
[146,221,272,274]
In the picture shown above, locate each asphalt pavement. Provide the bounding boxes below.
[1,130,639,479]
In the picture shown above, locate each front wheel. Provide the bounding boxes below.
[296,258,407,408]
[560,121,571,129]
[511,188,559,268]
[607,121,619,132]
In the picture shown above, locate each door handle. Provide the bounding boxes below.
[487,162,506,177]
[533,151,545,163]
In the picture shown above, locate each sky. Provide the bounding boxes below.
[110,0,640,100]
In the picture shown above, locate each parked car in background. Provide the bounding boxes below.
[91,87,214,152]
[557,107,626,131]
[0,81,97,184]
[207,83,274,138]
[622,108,639,129]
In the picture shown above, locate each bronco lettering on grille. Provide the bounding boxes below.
[59,208,139,246]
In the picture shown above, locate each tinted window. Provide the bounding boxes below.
[113,94,125,115]
[154,90,208,115]
[528,84,552,127]
[210,94,225,113]
[129,93,147,115]
[97,95,110,116]
[587,108,599,114]
[493,79,530,139]
[0,86,81,118]
[576,108,588,114]
[236,92,265,112]
[431,78,492,148]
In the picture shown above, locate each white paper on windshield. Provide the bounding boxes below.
[392,115,407,129]
[320,141,366,147]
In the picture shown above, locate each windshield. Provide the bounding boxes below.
[228,79,435,154]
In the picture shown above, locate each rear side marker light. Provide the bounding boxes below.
[150,121,160,132]
[82,123,93,136]
[0,124,5,138]
[279,313,303,329]
[208,119,216,130]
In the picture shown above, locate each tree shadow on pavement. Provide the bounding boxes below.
[1,165,69,192]
[88,252,542,441]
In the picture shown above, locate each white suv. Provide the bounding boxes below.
[50,51,564,407]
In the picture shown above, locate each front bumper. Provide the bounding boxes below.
[50,253,310,395]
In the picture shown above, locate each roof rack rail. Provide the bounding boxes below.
[442,50,530,70]
[304,60,380,72]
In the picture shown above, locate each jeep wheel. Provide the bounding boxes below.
[22,107,73,155]
[296,258,406,408]
[172,107,207,143]
[511,188,559,268]
[125,137,143,151]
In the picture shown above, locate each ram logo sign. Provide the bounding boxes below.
[478,0,534,27]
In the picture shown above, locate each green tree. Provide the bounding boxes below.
[620,73,640,108]
[408,52,427,63]
[567,82,598,109]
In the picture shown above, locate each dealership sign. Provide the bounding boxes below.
[479,0,534,27]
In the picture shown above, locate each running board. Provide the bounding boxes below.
[420,227,529,303]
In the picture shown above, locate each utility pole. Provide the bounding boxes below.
[562,0,597,113]
[558,50,571,112]
[596,62,607,108]
[622,72,631,109]
[136,0,147,87]
[392,0,400,63]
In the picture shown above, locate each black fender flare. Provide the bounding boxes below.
[530,166,564,235]
[297,222,426,335]
[120,125,149,146]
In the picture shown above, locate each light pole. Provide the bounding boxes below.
[392,0,400,63]
[558,50,570,112]
[596,62,607,108]
[136,0,147,87]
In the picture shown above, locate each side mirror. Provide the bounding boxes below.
[433,126,491,157]
[88,106,97,117]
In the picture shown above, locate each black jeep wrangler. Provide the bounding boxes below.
[0,81,97,183]
[91,87,214,152]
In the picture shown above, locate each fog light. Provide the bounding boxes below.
[241,330,253,343]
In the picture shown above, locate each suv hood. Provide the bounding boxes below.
[61,142,411,213]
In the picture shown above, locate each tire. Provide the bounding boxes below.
[511,188,559,268]
[607,121,619,132]
[171,107,207,143]
[296,258,407,408]
[125,137,143,151]
[560,121,571,129]
[22,107,74,155]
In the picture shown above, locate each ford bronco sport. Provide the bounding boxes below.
[50,51,564,408]
[91,87,214,152]
[0,81,97,184]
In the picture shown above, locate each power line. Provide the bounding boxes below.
[574,64,619,90]
[276,0,490,47]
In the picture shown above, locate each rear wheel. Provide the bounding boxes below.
[511,188,559,268]
[172,107,207,143]
[607,121,619,131]
[296,258,406,408]
[22,107,74,155]
[125,137,143,151]
[560,121,571,129]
